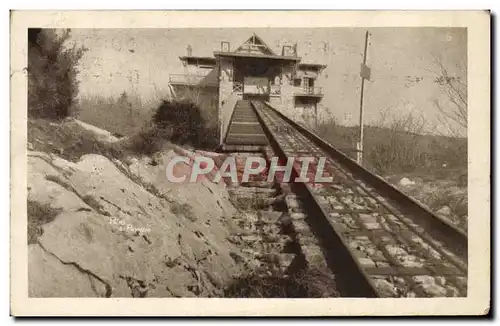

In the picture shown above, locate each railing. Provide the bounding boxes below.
[243,84,269,95]
[270,85,281,96]
[294,86,324,96]
[233,82,243,94]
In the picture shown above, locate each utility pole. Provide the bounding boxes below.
[357,30,371,165]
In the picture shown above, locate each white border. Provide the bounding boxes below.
[9,10,490,317]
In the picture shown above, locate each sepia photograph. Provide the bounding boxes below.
[10,10,490,316]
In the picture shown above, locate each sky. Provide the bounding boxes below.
[69,27,466,134]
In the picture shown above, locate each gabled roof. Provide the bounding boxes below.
[234,33,277,56]
[214,51,300,61]
[214,33,301,61]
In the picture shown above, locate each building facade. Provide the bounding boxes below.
[168,33,327,146]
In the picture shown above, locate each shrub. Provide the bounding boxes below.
[77,94,218,156]
[123,124,172,156]
[366,129,428,174]
[315,112,467,176]
[153,99,217,149]
[28,29,86,120]
[316,118,357,152]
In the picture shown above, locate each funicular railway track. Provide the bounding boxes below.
[249,100,468,297]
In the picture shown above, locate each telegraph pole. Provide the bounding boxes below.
[357,31,371,165]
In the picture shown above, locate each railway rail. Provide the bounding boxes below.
[249,100,468,297]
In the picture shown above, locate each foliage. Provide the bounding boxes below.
[28,29,86,119]
[366,110,428,174]
[153,99,217,149]
[316,111,466,176]
[432,55,467,136]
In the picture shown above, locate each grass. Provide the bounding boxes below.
[29,94,219,163]
[169,201,197,222]
[76,87,219,141]
[76,93,218,153]
[75,92,154,137]
[27,200,62,244]
[224,267,338,298]
[28,118,124,162]
[123,125,173,157]
[229,196,269,211]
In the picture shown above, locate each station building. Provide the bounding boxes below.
[169,33,327,149]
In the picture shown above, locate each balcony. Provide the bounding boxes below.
[169,73,218,87]
[270,85,281,96]
[294,86,324,97]
[233,82,243,95]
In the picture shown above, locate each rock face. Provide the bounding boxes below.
[399,177,415,186]
[28,146,243,297]
[437,206,451,216]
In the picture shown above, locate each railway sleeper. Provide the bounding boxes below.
[224,153,339,297]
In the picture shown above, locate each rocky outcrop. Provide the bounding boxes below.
[28,147,244,297]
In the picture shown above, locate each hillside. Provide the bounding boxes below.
[28,118,247,297]
[315,122,468,231]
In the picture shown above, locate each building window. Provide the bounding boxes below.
[282,45,294,56]
[221,42,230,52]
